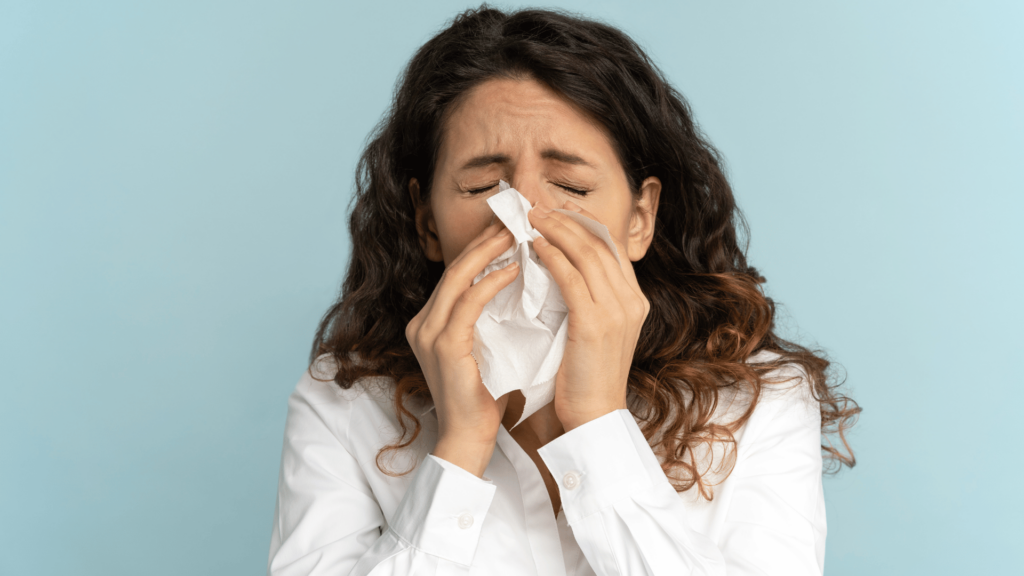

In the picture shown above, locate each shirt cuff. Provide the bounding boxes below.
[387,454,497,566]
[536,409,653,521]
[431,454,496,484]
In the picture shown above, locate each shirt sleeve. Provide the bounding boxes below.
[535,383,825,576]
[267,382,498,576]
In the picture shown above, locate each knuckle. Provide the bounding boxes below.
[606,308,626,327]
[579,245,601,266]
[565,273,587,293]
[406,315,423,340]
[438,260,457,279]
[416,319,435,337]
[414,332,433,351]
[433,331,460,356]
[627,298,646,320]
[455,289,478,309]
[442,260,461,279]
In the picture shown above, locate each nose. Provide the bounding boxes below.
[507,176,561,212]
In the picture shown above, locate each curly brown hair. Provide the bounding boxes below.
[311,5,859,499]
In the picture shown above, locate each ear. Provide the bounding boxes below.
[409,178,444,262]
[627,176,661,262]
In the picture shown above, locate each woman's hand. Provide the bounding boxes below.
[405,220,520,477]
[528,200,651,431]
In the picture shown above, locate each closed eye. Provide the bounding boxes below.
[555,183,589,196]
[466,182,589,195]
[466,183,499,194]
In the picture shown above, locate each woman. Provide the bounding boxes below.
[268,6,858,576]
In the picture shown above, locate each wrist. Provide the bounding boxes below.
[432,436,496,478]
[559,403,628,432]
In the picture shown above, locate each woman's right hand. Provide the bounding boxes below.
[405,220,520,477]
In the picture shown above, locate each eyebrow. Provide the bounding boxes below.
[457,148,596,171]
[540,148,595,168]
[460,154,511,170]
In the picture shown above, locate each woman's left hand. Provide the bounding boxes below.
[528,200,651,431]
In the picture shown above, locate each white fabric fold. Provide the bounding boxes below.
[268,353,830,575]
[471,180,620,428]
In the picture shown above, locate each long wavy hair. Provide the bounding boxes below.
[312,6,859,498]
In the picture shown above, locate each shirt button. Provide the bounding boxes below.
[562,470,581,490]
[457,512,474,529]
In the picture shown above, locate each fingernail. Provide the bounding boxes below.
[563,200,582,212]
[532,205,551,218]
[506,261,519,271]
[498,228,511,237]
[534,236,549,247]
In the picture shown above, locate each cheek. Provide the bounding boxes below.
[612,222,632,255]
[591,197,635,250]
[436,203,495,265]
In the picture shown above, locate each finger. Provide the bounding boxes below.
[561,200,645,300]
[410,222,509,345]
[532,235,595,311]
[529,206,616,304]
[455,218,508,263]
[549,202,638,303]
[423,227,516,333]
[443,261,521,339]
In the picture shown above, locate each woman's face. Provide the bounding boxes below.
[411,77,660,264]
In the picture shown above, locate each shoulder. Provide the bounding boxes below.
[634,350,822,486]
[740,350,822,442]
[285,353,432,448]
[718,350,823,490]
[291,353,392,409]
[683,350,819,438]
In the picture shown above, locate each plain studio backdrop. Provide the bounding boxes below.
[1,1,1021,574]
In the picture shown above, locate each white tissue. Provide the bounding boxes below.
[471,180,621,428]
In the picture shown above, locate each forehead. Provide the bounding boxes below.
[436,77,620,170]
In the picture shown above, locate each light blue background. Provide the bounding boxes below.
[1,1,1021,574]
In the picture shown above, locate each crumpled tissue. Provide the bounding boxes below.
[471,180,620,428]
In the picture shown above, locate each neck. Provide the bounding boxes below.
[502,391,565,446]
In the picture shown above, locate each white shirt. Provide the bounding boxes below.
[267,354,826,575]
